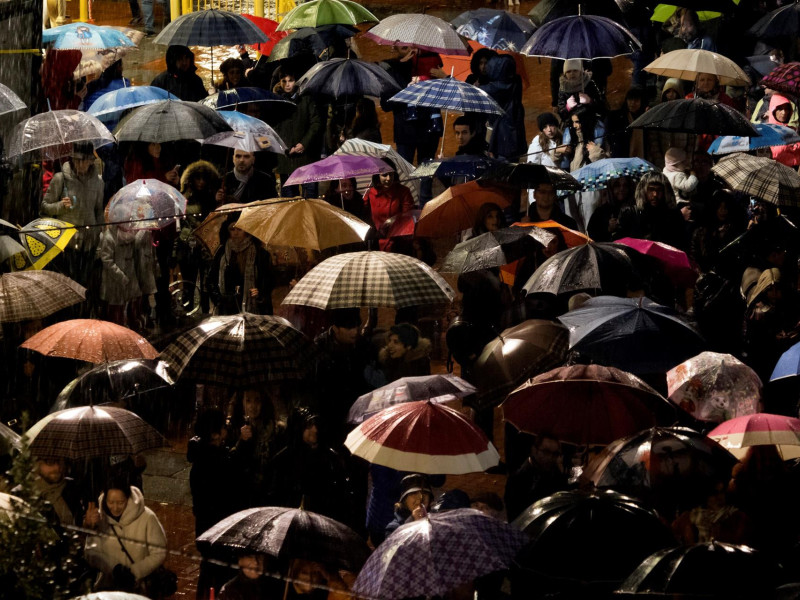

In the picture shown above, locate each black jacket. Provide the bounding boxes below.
[208,243,274,315]
[221,169,276,204]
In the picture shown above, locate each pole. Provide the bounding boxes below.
[171,0,181,20]
[78,0,89,21]
[254,0,264,17]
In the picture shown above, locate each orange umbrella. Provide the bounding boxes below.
[416,181,513,238]
[500,221,590,285]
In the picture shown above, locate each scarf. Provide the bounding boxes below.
[219,237,257,312]
[232,168,252,200]
[35,477,74,526]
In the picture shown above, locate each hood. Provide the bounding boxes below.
[661,78,684,101]
[559,71,593,94]
[484,55,516,83]
[165,45,196,75]
[767,94,793,125]
[749,267,781,306]
[180,160,221,195]
[634,172,677,210]
[470,48,498,78]
[99,485,145,527]
[379,336,432,365]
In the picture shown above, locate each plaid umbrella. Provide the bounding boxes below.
[21,319,159,363]
[297,57,401,98]
[277,0,379,31]
[203,111,288,154]
[87,86,176,123]
[364,13,471,56]
[282,251,454,309]
[708,413,800,459]
[520,14,641,59]
[106,179,188,231]
[644,48,751,86]
[0,82,26,117]
[153,9,269,46]
[44,23,138,50]
[0,271,85,323]
[628,98,757,136]
[18,217,76,270]
[709,123,800,155]
[760,61,800,97]
[568,157,658,191]
[7,110,115,160]
[115,100,232,144]
[389,77,504,115]
[713,153,800,207]
[416,180,513,238]
[25,406,167,460]
[354,509,528,600]
[159,313,318,388]
[196,506,370,572]
[284,154,393,186]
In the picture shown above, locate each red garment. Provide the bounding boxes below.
[413,52,443,81]
[765,94,800,166]
[42,50,83,110]
[124,155,172,185]
[364,182,415,251]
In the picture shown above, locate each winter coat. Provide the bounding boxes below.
[556,71,605,121]
[98,226,157,305]
[272,87,324,175]
[364,182,415,251]
[664,169,698,200]
[41,161,104,251]
[84,486,167,584]
[187,436,241,537]
[366,337,432,388]
[479,55,527,161]
[220,169,277,204]
[178,161,221,260]
[150,46,207,102]
[208,241,274,315]
[766,94,800,167]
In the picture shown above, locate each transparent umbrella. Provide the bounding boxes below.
[106,179,188,231]
[7,110,115,160]
[0,82,27,117]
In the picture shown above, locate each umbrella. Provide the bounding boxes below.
[266,24,358,63]
[354,509,528,600]
[479,162,582,190]
[345,400,500,473]
[235,197,372,251]
[297,57,401,98]
[363,13,471,56]
[760,62,800,98]
[713,154,800,208]
[87,86,176,124]
[568,157,658,192]
[242,13,288,56]
[334,137,419,202]
[745,53,782,78]
[7,110,115,160]
[347,374,476,424]
[0,82,27,117]
[522,242,639,297]
[196,506,370,572]
[513,490,675,597]
[284,154,392,187]
[18,217,77,270]
[615,237,697,287]
[503,365,676,446]
[159,313,318,388]
[277,0,378,31]
[153,9,269,46]
[628,98,758,136]
[416,181,513,238]
[45,23,137,50]
[748,2,800,40]
[282,251,454,310]
[202,111,288,154]
[470,319,570,410]
[380,209,420,239]
[708,413,800,459]
[519,14,641,59]
[558,296,706,374]
[515,220,589,247]
[708,122,800,155]
[644,48,751,86]
[455,10,536,52]
[192,201,259,256]
[440,225,556,274]
[667,352,761,423]
[106,179,188,231]
[20,319,159,364]
[771,340,800,382]
[115,100,232,144]
[199,87,295,111]
[0,423,21,455]
[409,155,502,180]
[528,0,627,26]
[0,271,85,323]
[388,77,504,116]
[71,594,152,600]
[0,228,30,270]
[25,405,167,460]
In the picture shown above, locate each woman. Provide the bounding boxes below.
[123,142,179,186]
[214,57,245,92]
[384,473,434,538]
[586,176,638,242]
[633,172,688,250]
[766,94,800,166]
[363,161,415,251]
[606,85,647,159]
[365,323,431,388]
[563,104,607,231]
[527,112,567,168]
[464,201,505,241]
[661,78,684,103]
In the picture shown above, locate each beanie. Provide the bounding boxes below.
[563,59,583,73]
[537,112,560,132]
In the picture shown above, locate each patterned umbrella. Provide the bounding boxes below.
[354,508,528,600]
[0,235,30,271]
[25,405,167,460]
[628,98,758,136]
[199,87,295,110]
[416,181,513,238]
[760,61,800,98]
[284,154,393,186]
[480,163,582,190]
[7,110,115,160]
[297,57,401,98]
[277,0,378,31]
[0,271,85,323]
[20,319,159,363]
[748,2,800,40]
[159,313,318,388]
[196,506,369,572]
[456,11,535,52]
[708,413,800,459]
[106,179,188,231]
[713,152,800,207]
[364,13,471,56]
[115,100,232,144]
[708,123,800,155]
[202,111,288,154]
[389,77,504,115]
[0,82,26,117]
[45,23,137,50]
[282,251,454,309]
[667,352,761,423]
[568,157,658,191]
[347,374,476,424]
[87,86,176,123]
[153,9,269,46]
[18,217,76,270]
[644,48,751,86]
[440,225,556,274]
[409,155,502,180]
[520,14,641,59]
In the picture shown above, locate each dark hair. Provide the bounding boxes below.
[273,65,299,82]
[471,491,504,512]
[389,323,420,349]
[331,307,361,329]
[453,115,476,133]
[624,85,648,117]
[350,98,380,138]
[371,158,398,188]
[102,481,132,515]
[218,212,243,247]
[472,202,505,237]
[567,104,598,147]
[194,408,227,441]
[220,57,244,75]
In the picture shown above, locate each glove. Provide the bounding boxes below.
[112,564,136,590]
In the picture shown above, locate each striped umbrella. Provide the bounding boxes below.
[0,271,85,323]
[388,75,503,115]
[364,13,471,56]
[297,57,401,98]
[153,9,269,46]
[277,0,378,31]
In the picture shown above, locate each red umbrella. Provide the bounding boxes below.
[381,209,420,239]
[708,413,800,459]
[344,400,500,474]
[243,14,288,56]
[616,237,697,287]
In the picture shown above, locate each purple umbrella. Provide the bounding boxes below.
[284,155,393,186]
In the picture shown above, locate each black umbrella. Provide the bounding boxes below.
[297,57,401,98]
[199,87,295,110]
[748,2,800,40]
[628,98,758,136]
[410,155,503,180]
[153,9,269,46]
[267,24,358,63]
[479,162,582,190]
[528,0,627,26]
[440,225,556,274]
[115,100,232,143]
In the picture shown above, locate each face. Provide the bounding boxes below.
[454,125,474,148]
[228,223,246,242]
[336,179,355,199]
[626,97,642,115]
[542,124,558,140]
[147,142,161,159]
[385,333,410,359]
[239,555,264,580]
[302,421,318,448]
[680,13,697,37]
[610,177,631,203]
[716,201,729,222]
[175,54,192,72]
[378,172,396,189]
[533,438,562,471]
[693,154,712,178]
[663,88,680,101]
[483,209,500,232]
[226,67,243,86]
[478,57,489,74]
[775,104,791,124]
[646,183,665,207]
[233,150,255,174]
[280,75,296,94]
[192,173,207,191]
[243,392,262,419]
[564,69,581,83]
[570,114,581,131]
[72,155,92,175]
[332,324,358,345]
[696,73,717,94]
[292,560,324,594]
[403,490,431,512]
[534,183,556,210]
[106,489,129,518]
[38,459,65,484]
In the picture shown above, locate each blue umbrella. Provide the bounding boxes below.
[43,23,137,50]
[519,14,641,59]
[152,9,269,46]
[389,78,504,115]
[708,123,800,155]
[454,10,536,52]
[297,57,401,98]
[87,86,176,123]
[199,87,295,110]
[569,157,658,191]
[770,341,800,382]
[409,155,503,179]
[203,111,288,154]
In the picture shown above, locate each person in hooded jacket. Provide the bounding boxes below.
[151,45,207,102]
[606,85,647,158]
[479,55,527,162]
[765,93,800,166]
[556,59,605,122]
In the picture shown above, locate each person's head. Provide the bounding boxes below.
[562,59,583,83]
[567,104,597,141]
[242,389,263,421]
[531,433,562,471]
[335,177,357,200]
[289,406,320,448]
[233,149,255,174]
[473,202,504,235]
[194,409,228,446]
[533,182,557,210]
[238,554,266,580]
[453,116,476,148]
[371,158,398,190]
[679,8,700,41]
[609,176,633,205]
[664,147,690,173]
[351,97,379,131]
[695,72,719,96]
[290,559,331,595]
[431,489,470,513]
[37,457,66,484]
[769,94,794,126]
[147,142,161,159]
[625,85,647,117]
[398,473,433,513]
[386,323,420,360]
[330,307,361,345]
[166,45,194,73]
[71,142,94,176]
[220,212,246,246]
[692,151,713,180]
[537,112,561,142]
[220,57,244,87]
[635,172,676,210]
[470,492,504,519]
[661,78,684,102]
[274,66,298,94]
[103,483,132,519]
[470,48,497,79]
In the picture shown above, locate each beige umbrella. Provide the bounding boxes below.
[192,200,273,256]
[643,48,751,86]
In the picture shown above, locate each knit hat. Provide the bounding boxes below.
[537,112,560,131]
[664,147,689,172]
[389,323,420,349]
[563,59,583,73]
[399,473,433,502]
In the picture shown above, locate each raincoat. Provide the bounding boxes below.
[480,55,527,161]
[41,160,104,251]
[766,94,800,167]
[98,226,157,306]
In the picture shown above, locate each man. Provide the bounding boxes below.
[453,116,488,156]
[151,45,206,102]
[504,434,568,521]
[216,149,276,204]
[30,457,86,528]
[527,182,578,230]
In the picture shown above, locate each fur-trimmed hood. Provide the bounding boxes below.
[180,160,221,197]
[379,337,432,365]
[559,71,593,95]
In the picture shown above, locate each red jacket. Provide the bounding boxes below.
[364,182,415,250]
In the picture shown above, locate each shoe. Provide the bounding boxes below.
[144,29,155,37]
[129,16,143,25]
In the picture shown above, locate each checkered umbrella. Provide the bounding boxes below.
[196,506,370,572]
[281,251,455,310]
[297,57,401,98]
[0,271,85,323]
[159,313,318,388]
[25,406,167,460]
[760,61,800,97]
[153,9,269,46]
[353,508,528,600]
[115,100,232,144]
[713,153,800,207]
[389,77,504,115]
[520,14,641,59]
[334,137,420,203]
[364,13,471,56]
[276,0,379,31]
[7,110,115,160]
[0,83,26,117]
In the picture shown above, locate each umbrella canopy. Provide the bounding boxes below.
[199,86,295,111]
[202,111,288,154]
[87,86,176,123]
[503,365,675,446]
[708,123,800,155]
[440,225,556,274]
[708,413,800,459]
[20,319,158,363]
[0,82,27,117]
[0,422,21,455]
[528,0,627,25]
[7,110,114,160]
[282,251,454,310]
[615,237,697,287]
[363,13,471,56]
[266,24,358,62]
[667,352,761,423]
[0,233,29,270]
[454,9,535,52]
[713,154,800,208]
[416,181,513,238]
[334,137,419,202]
[519,14,641,59]
[46,23,137,50]
[558,296,706,374]
[25,405,167,460]
[389,77,504,116]
[347,374,476,424]
[18,217,77,270]
[235,197,372,251]
[242,13,287,55]
[517,220,589,247]
[115,100,232,144]
[470,319,570,410]
[153,9,269,46]
[628,98,758,136]
[160,313,318,388]
[354,508,528,600]
[197,506,370,572]
[0,271,85,323]
[771,340,800,382]
[569,157,658,192]
[106,179,188,231]
[192,201,258,256]
[479,163,582,191]
[760,61,800,98]
[297,57,401,98]
[409,155,502,180]
[748,2,800,40]
[71,594,152,600]
[277,0,378,31]
[284,154,392,186]
[345,400,500,474]
[644,48,751,86]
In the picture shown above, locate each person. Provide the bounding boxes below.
[466,48,497,86]
[765,94,800,166]
[31,457,86,528]
[323,177,364,220]
[689,151,723,206]
[84,481,167,593]
[527,182,578,230]
[151,45,207,102]
[216,149,276,205]
[479,55,527,162]
[218,553,283,600]
[141,0,168,37]
[286,558,354,600]
[526,113,569,206]
[662,147,698,201]
[215,57,245,92]
[672,479,752,545]
[504,433,568,522]
[563,103,607,173]
[384,473,434,537]
[678,8,716,51]
[327,97,382,152]
[586,176,638,242]
[364,323,431,388]
[363,163,415,251]
[633,172,687,250]
[661,78,684,103]
[208,214,274,315]
[453,115,488,156]
[691,191,746,274]
[123,142,180,187]
[556,59,605,122]
[467,202,505,240]
[606,85,647,159]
